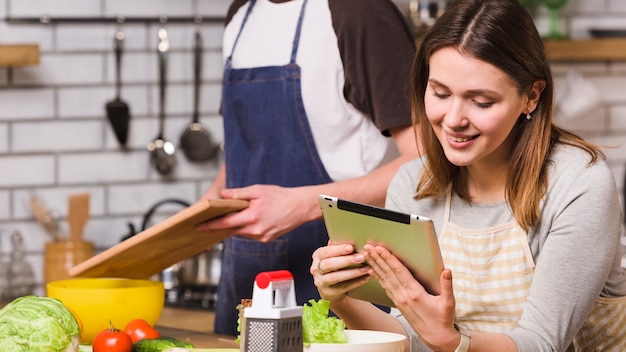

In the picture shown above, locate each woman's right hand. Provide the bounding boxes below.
[310,243,372,303]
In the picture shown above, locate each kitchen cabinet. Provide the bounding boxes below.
[543,38,626,61]
[0,44,40,67]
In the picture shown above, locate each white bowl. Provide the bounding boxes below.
[305,330,407,352]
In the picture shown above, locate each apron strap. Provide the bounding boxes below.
[227,0,257,64]
[228,0,309,66]
[290,0,309,64]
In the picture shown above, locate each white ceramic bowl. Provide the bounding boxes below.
[305,330,407,352]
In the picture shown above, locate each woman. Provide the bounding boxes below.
[311,0,626,351]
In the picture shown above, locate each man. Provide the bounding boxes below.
[197,0,419,336]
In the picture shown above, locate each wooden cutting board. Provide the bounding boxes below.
[69,198,248,279]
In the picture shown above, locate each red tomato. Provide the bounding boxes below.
[124,318,160,343]
[92,323,133,352]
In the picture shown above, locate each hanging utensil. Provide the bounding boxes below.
[105,30,131,147]
[147,28,176,176]
[180,29,220,162]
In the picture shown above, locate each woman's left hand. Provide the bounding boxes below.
[363,244,460,351]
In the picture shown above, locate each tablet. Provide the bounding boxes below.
[318,194,444,307]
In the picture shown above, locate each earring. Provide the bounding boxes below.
[526,108,532,120]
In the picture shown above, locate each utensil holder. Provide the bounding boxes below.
[44,241,94,288]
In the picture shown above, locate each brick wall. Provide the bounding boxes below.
[0,0,625,296]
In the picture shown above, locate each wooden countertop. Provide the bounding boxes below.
[156,306,240,348]
[157,306,216,333]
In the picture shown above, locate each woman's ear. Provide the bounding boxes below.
[527,80,546,113]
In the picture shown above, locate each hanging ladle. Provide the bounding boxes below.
[180,29,220,162]
[147,27,176,176]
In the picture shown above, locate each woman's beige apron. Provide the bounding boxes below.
[438,191,626,351]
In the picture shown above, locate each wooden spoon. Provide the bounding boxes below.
[68,193,90,242]
[30,196,62,241]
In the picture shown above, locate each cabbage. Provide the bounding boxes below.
[302,299,346,344]
[0,295,80,352]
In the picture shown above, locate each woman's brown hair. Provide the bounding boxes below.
[411,0,603,230]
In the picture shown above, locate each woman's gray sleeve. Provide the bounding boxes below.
[391,308,432,352]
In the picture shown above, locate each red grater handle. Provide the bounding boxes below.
[255,270,294,289]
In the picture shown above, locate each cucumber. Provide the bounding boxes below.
[155,336,195,348]
[133,336,195,352]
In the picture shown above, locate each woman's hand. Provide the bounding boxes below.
[310,243,372,303]
[364,244,461,351]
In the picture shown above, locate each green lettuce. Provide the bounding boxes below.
[302,299,346,344]
[0,295,80,352]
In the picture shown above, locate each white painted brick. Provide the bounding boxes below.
[0,88,55,120]
[13,120,104,152]
[8,0,100,17]
[0,23,54,51]
[108,182,196,214]
[610,62,626,74]
[0,123,8,152]
[593,76,626,104]
[56,24,126,52]
[609,0,626,12]
[135,51,193,84]
[205,51,224,81]
[146,82,222,120]
[0,156,55,187]
[88,216,141,248]
[104,0,193,17]
[105,52,158,84]
[551,62,609,75]
[3,222,52,254]
[555,107,609,133]
[565,0,607,14]
[203,83,223,114]
[0,191,9,221]
[58,151,150,184]
[197,0,231,17]
[13,54,104,86]
[59,85,149,120]
[570,16,626,39]
[59,86,125,118]
[610,105,626,130]
[589,134,626,162]
[200,24,226,51]
[74,24,149,52]
[13,187,104,219]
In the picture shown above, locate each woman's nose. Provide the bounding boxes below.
[443,100,469,128]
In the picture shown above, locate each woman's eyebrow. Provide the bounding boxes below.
[429,79,499,97]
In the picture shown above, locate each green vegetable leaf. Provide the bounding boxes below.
[302,299,346,344]
[0,295,80,352]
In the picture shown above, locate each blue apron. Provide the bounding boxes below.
[215,0,332,336]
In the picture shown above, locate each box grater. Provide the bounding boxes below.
[242,270,303,352]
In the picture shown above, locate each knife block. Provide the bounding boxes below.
[44,241,94,290]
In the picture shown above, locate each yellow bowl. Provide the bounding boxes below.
[47,278,164,344]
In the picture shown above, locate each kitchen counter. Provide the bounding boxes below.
[157,306,215,333]
[156,306,240,348]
